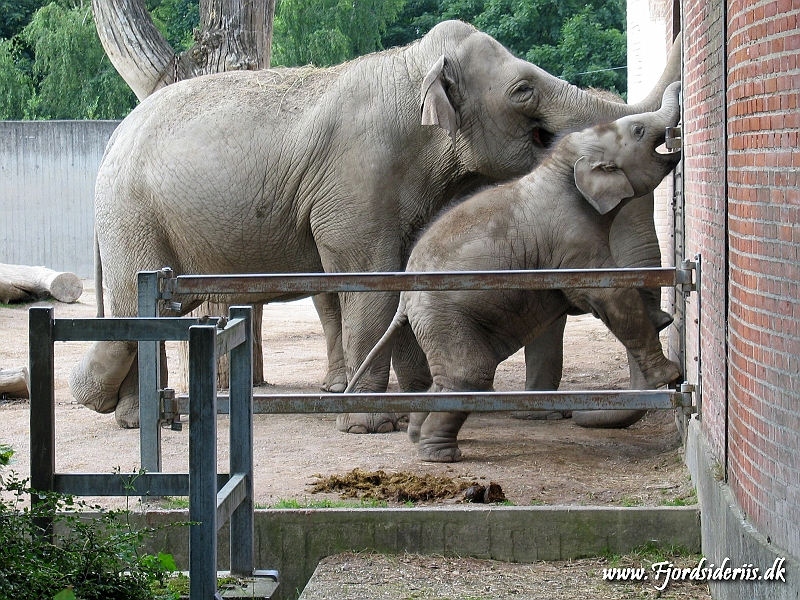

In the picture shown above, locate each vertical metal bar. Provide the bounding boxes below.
[228,306,254,576]
[138,271,161,473]
[189,324,219,600]
[29,307,55,537]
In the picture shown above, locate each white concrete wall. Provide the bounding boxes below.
[0,121,119,279]
[627,0,674,314]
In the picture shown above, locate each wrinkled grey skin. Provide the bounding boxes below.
[347,83,683,462]
[69,20,680,431]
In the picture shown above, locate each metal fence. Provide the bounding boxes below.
[136,265,699,475]
[30,264,698,599]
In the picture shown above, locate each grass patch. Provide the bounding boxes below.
[269,497,388,509]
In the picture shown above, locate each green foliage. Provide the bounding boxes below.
[377,0,628,95]
[270,497,389,508]
[0,443,14,466]
[0,470,179,600]
[19,2,137,119]
[146,0,199,51]
[0,0,48,40]
[272,0,407,66]
[0,37,34,118]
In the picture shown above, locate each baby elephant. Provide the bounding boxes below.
[348,81,684,462]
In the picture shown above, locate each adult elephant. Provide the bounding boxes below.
[69,20,681,430]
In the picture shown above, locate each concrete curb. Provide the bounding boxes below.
[128,504,700,599]
[685,417,800,599]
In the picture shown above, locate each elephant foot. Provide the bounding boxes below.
[69,341,137,414]
[511,410,571,421]
[114,363,140,429]
[572,409,647,429]
[417,438,462,463]
[320,369,348,393]
[642,359,682,390]
[649,308,674,332]
[336,413,399,434]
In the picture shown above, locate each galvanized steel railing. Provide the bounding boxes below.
[137,264,698,475]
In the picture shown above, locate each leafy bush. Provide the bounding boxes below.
[0,453,179,600]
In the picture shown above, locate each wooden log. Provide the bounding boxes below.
[0,263,83,304]
[0,366,30,399]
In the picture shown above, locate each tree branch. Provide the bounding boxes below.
[92,0,181,99]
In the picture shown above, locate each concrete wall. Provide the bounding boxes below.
[0,121,118,279]
[125,506,700,600]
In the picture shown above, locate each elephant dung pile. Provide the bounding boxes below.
[309,468,506,504]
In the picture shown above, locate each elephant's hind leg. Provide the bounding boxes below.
[69,340,137,415]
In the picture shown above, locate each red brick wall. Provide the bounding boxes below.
[725,0,800,555]
[684,0,800,556]
[683,0,728,458]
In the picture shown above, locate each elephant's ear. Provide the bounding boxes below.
[574,156,635,215]
[420,55,459,144]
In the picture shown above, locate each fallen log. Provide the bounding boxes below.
[0,366,29,399]
[0,263,83,304]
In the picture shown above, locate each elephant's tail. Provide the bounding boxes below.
[94,228,104,317]
[344,311,408,393]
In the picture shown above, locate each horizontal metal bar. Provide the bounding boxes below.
[52,317,204,342]
[217,473,247,528]
[213,318,247,357]
[52,473,230,497]
[174,389,689,415]
[169,268,678,296]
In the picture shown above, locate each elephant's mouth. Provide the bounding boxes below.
[531,127,555,149]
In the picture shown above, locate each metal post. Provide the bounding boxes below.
[189,324,219,600]
[138,271,162,473]
[28,307,55,536]
[228,306,254,576]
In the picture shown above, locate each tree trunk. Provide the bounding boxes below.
[92,0,275,99]
[0,263,83,304]
[0,367,29,399]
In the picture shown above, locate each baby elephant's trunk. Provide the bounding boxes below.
[344,312,408,393]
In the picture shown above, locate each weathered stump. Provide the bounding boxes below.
[0,263,83,304]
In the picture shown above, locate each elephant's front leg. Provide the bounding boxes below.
[572,192,671,428]
[584,288,681,389]
[312,293,348,393]
[335,290,401,434]
[512,314,570,421]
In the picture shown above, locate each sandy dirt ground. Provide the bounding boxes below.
[1,282,707,599]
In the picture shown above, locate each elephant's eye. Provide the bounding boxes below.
[631,124,645,139]
[510,81,535,103]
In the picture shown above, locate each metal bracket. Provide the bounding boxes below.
[677,258,698,294]
[665,125,682,152]
[157,267,182,313]
[672,382,698,415]
[159,388,182,431]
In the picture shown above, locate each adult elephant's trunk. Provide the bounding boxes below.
[538,32,682,133]
[653,81,682,127]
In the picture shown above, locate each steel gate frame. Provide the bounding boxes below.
[28,305,274,600]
